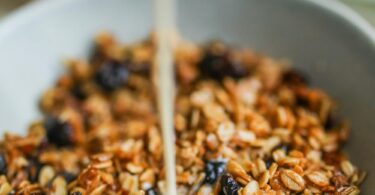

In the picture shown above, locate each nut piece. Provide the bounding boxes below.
[0,176,12,195]
[341,160,355,177]
[280,170,305,192]
[306,171,329,187]
[242,180,259,195]
[39,166,56,187]
[217,122,236,143]
[51,176,67,195]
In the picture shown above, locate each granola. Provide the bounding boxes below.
[0,32,365,194]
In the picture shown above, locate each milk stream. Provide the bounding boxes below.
[155,0,177,194]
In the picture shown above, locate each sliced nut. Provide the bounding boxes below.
[242,180,259,195]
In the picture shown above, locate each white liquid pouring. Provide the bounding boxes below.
[154,0,177,194]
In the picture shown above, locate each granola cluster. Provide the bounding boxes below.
[0,33,365,195]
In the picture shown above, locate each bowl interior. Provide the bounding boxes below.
[0,0,373,193]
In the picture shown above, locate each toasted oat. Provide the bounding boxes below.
[280,170,305,192]
[306,171,329,187]
[0,33,364,194]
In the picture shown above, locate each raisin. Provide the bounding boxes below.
[199,43,248,80]
[0,153,7,175]
[204,160,226,184]
[44,117,74,147]
[95,60,129,91]
[219,173,240,195]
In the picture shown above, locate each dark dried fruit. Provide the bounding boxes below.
[265,157,274,169]
[95,60,129,91]
[71,84,87,100]
[145,188,158,195]
[296,95,310,108]
[60,171,77,183]
[70,191,82,195]
[204,160,226,184]
[219,173,240,195]
[27,157,43,183]
[44,117,74,147]
[0,153,7,175]
[283,69,308,86]
[199,43,248,80]
[324,112,340,130]
[29,192,46,195]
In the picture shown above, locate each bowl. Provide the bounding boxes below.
[0,0,373,193]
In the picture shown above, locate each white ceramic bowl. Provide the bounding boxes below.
[0,0,374,193]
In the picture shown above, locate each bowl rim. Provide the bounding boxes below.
[0,0,374,46]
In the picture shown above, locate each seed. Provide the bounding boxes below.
[280,170,305,192]
[306,171,329,187]
[204,160,226,184]
[220,173,240,195]
[95,60,129,91]
[45,117,74,147]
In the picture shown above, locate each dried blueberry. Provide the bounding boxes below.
[204,160,226,184]
[70,192,82,195]
[60,171,77,183]
[265,157,274,169]
[199,43,248,80]
[95,60,129,91]
[324,112,340,130]
[296,95,310,108]
[44,117,74,147]
[0,153,7,175]
[219,173,240,195]
[145,188,158,195]
[282,69,309,86]
[71,85,86,100]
